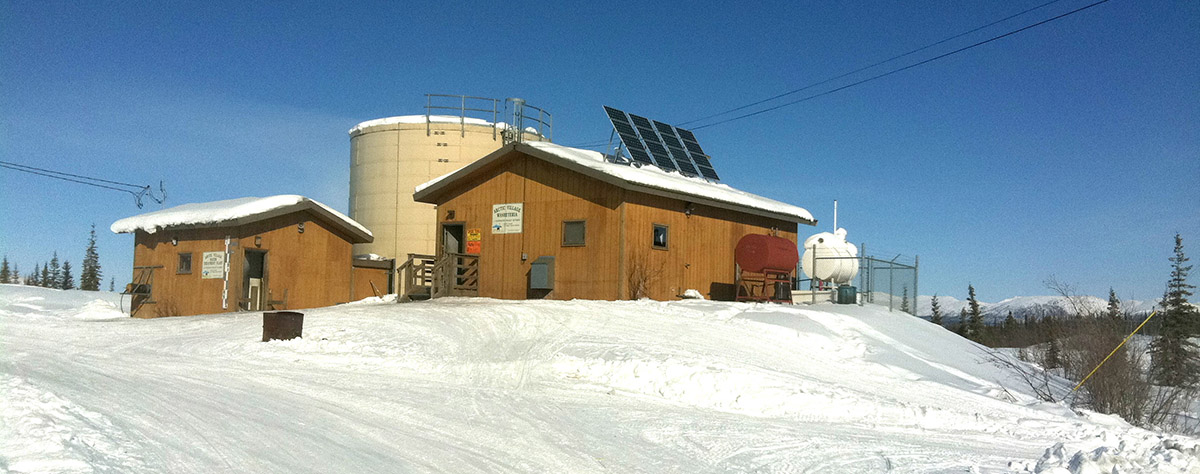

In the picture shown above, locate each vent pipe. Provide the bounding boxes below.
[506,98,526,144]
[833,200,838,231]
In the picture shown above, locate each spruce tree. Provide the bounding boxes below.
[40,262,51,288]
[60,260,75,290]
[48,252,61,289]
[1044,315,1062,369]
[930,294,943,326]
[81,224,102,291]
[0,256,10,284]
[900,286,910,314]
[1004,311,1017,330]
[957,308,968,336]
[1106,288,1122,321]
[1150,234,1199,387]
[29,264,41,286]
[10,264,19,284]
[967,284,985,341]
[109,277,115,292]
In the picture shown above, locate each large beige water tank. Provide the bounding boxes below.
[348,114,546,264]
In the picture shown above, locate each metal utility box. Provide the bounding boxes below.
[836,285,857,304]
[530,256,555,290]
[262,311,304,341]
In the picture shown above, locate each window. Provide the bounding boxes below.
[562,220,586,247]
[177,253,193,274]
[652,224,669,250]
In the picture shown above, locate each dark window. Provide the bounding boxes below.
[562,220,586,247]
[652,224,669,250]
[178,253,192,274]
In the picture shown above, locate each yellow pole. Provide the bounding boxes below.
[1071,310,1158,393]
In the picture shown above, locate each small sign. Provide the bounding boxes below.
[465,228,482,254]
[201,251,226,279]
[491,203,523,234]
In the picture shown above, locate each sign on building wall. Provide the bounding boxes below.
[466,228,482,254]
[491,203,523,234]
[201,251,226,279]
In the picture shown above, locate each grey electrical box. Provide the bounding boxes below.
[530,256,555,290]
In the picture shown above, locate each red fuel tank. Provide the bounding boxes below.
[735,234,799,273]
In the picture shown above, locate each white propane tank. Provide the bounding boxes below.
[801,228,860,285]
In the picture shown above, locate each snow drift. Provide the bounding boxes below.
[1,284,1196,473]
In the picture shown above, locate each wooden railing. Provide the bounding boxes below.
[432,253,479,298]
[397,253,436,301]
[121,265,162,316]
[398,252,478,301]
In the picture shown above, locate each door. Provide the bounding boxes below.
[244,249,267,311]
[442,224,464,256]
[438,224,466,295]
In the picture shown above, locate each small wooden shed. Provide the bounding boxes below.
[111,195,373,318]
[410,141,816,301]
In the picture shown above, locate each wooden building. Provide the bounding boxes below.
[111,195,374,318]
[411,141,816,301]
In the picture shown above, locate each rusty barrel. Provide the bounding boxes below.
[262,311,304,342]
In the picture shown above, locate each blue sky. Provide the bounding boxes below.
[2,0,1197,303]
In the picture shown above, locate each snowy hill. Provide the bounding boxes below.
[2,284,1196,473]
[916,294,1159,322]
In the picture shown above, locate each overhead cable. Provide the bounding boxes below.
[0,160,166,208]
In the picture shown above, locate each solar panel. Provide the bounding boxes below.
[669,146,699,176]
[675,127,720,180]
[643,139,679,171]
[628,114,654,130]
[603,106,721,181]
[626,146,653,165]
[604,106,656,167]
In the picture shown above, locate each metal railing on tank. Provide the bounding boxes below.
[423,94,553,142]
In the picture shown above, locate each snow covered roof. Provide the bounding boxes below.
[414,142,816,224]
[348,115,543,137]
[111,195,373,243]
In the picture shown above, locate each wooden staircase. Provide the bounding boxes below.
[397,253,478,302]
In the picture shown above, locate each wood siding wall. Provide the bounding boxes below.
[435,154,623,300]
[432,151,801,301]
[130,210,356,317]
[621,192,798,301]
[351,265,391,301]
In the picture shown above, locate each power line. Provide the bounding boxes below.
[567,0,1106,146]
[0,162,140,194]
[679,0,1066,127]
[0,160,166,208]
[693,0,1111,130]
[0,160,146,189]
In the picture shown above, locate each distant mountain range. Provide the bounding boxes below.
[912,294,1159,323]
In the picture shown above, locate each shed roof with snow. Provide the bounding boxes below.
[414,142,815,225]
[111,195,373,244]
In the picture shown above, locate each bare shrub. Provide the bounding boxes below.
[990,347,1059,402]
[627,252,664,300]
[1061,318,1149,422]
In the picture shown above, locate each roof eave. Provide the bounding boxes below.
[414,142,817,226]
[120,201,374,244]
[517,144,817,226]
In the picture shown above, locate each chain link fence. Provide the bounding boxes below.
[857,253,919,315]
[794,246,919,315]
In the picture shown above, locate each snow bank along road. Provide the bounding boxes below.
[1,285,1197,473]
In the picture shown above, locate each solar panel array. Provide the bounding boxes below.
[604,106,720,181]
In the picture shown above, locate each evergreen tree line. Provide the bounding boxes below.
[0,224,104,291]
[928,234,1198,433]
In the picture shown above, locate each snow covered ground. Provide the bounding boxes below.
[2,284,1197,473]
